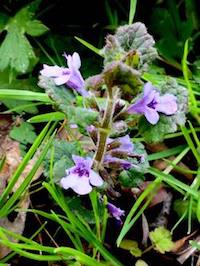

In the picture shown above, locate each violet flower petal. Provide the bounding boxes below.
[127,82,178,125]
[127,96,148,114]
[64,52,81,70]
[107,202,125,221]
[156,94,177,115]
[144,107,159,125]
[72,155,90,166]
[40,64,67,77]
[54,74,70,85]
[60,173,79,190]
[41,53,88,97]
[72,52,81,69]
[117,135,134,153]
[143,82,156,103]
[61,155,103,195]
[72,177,92,195]
[89,170,104,186]
[104,155,132,170]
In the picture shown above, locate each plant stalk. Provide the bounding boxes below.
[93,87,116,170]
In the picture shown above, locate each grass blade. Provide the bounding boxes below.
[0,90,51,103]
[75,37,103,56]
[129,0,137,25]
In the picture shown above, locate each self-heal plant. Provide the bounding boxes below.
[60,155,103,195]
[38,21,188,264]
[40,52,89,96]
[127,82,177,125]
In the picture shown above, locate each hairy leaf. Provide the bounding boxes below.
[103,22,157,72]
[10,121,37,145]
[39,76,98,128]
[44,140,80,182]
[119,142,149,187]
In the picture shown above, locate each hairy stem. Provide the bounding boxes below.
[93,88,116,170]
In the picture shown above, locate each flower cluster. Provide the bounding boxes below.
[41,51,178,198]
[40,24,181,203]
[104,135,135,170]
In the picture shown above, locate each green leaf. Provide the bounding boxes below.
[38,76,98,128]
[119,239,138,250]
[0,24,37,73]
[10,121,37,145]
[2,99,38,114]
[138,78,188,143]
[174,199,197,220]
[119,239,142,258]
[28,112,65,123]
[130,248,142,257]
[0,3,48,73]
[135,260,148,266]
[67,197,97,224]
[196,197,200,222]
[150,6,193,62]
[129,0,137,25]
[38,76,74,107]
[75,36,102,56]
[119,142,149,187]
[103,22,157,72]
[0,13,9,32]
[149,227,174,254]
[66,106,98,129]
[44,140,80,182]
[25,20,49,36]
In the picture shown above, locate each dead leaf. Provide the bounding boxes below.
[176,235,200,264]
[171,232,196,253]
[0,194,30,258]
[147,143,193,180]
[0,115,42,258]
[135,181,169,208]
[142,213,149,246]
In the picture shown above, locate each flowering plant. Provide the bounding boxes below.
[2,1,200,265]
[40,22,187,199]
[37,20,190,265]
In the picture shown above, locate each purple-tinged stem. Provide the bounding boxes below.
[93,87,117,170]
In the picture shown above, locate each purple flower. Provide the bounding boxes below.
[107,202,125,222]
[60,155,103,195]
[104,155,133,170]
[105,135,134,170]
[40,52,89,96]
[127,82,177,125]
[70,124,78,129]
[107,135,134,154]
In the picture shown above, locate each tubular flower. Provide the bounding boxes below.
[107,135,134,154]
[60,155,103,195]
[107,202,125,222]
[105,135,135,170]
[40,52,89,96]
[127,82,177,125]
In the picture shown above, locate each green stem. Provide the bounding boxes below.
[93,88,116,169]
